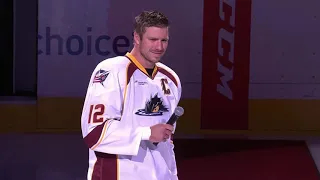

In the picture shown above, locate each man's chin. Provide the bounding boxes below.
[146,55,162,64]
[152,58,161,63]
[153,55,163,61]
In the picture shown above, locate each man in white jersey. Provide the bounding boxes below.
[81,10,182,180]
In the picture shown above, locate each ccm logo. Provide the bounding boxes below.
[217,0,236,100]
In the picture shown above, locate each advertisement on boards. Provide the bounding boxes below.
[37,0,203,98]
[201,0,252,130]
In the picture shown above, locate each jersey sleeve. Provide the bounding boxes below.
[81,65,151,156]
[169,75,181,177]
[167,76,181,177]
[176,75,182,104]
[172,72,182,135]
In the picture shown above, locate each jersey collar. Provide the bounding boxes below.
[125,52,158,79]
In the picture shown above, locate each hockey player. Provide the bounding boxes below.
[81,10,182,180]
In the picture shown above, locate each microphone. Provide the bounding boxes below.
[166,106,184,125]
[153,106,184,146]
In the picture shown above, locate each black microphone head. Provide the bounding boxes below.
[174,106,184,116]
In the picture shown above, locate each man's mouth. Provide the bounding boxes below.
[151,51,163,55]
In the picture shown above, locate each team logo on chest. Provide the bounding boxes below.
[135,93,169,116]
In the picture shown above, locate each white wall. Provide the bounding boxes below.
[38,0,320,99]
[37,0,203,98]
[249,0,320,99]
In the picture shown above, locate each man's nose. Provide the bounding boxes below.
[155,41,164,51]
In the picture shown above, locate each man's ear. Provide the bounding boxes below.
[133,32,141,45]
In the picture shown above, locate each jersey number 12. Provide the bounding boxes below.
[88,104,105,123]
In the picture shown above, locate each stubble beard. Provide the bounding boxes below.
[140,49,159,67]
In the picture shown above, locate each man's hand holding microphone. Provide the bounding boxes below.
[148,106,184,145]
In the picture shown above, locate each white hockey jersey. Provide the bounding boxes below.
[81,52,182,180]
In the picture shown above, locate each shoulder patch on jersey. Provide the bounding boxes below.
[93,69,109,86]
[135,93,169,116]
